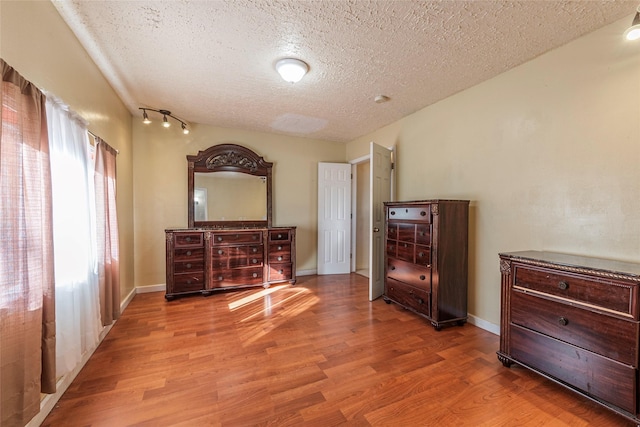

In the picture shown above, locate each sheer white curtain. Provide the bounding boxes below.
[45,95,101,377]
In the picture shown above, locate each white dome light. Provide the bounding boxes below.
[275,58,309,83]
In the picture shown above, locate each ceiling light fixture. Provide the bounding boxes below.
[275,58,309,83]
[625,6,640,40]
[139,108,189,134]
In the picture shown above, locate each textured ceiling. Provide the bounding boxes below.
[53,0,636,142]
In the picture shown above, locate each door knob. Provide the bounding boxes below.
[373,227,380,232]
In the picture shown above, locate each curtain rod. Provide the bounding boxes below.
[88,130,119,154]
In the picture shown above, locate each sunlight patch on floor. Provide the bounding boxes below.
[228,284,289,310]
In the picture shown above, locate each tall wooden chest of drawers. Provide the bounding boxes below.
[165,227,296,300]
[383,200,469,330]
[498,251,640,423]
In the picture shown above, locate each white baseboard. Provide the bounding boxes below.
[296,269,317,276]
[120,287,136,312]
[467,314,499,335]
[135,284,165,294]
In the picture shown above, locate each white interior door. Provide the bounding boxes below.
[318,162,351,275]
[369,142,392,300]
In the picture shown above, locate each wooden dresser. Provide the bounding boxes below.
[498,251,640,423]
[165,227,296,300]
[383,200,469,330]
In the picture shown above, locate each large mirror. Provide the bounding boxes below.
[187,144,272,228]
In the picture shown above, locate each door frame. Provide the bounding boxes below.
[348,144,395,293]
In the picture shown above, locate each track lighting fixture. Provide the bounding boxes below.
[139,108,190,134]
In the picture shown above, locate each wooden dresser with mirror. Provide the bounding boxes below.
[165,143,296,300]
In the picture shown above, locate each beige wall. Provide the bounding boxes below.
[132,122,345,287]
[4,1,639,331]
[0,1,135,299]
[347,17,640,328]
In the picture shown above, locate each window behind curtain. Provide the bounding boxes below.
[46,95,102,377]
[0,58,56,427]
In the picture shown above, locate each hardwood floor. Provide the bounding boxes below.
[42,274,633,426]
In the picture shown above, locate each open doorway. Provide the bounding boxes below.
[352,160,370,278]
[319,142,392,300]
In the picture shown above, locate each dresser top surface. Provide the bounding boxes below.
[384,199,469,206]
[500,250,640,278]
[166,226,295,232]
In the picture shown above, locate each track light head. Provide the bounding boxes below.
[625,6,640,40]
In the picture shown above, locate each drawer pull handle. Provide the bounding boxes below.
[252,259,258,264]
[217,237,223,242]
[419,231,425,236]
[418,252,425,257]
[186,280,192,285]
[278,246,283,250]
[390,266,396,270]
[558,281,569,290]
[253,273,258,278]
[417,298,424,304]
[278,256,283,261]
[253,235,258,240]
[185,237,191,242]
[253,248,258,253]
[218,250,223,255]
[279,269,284,274]
[186,263,192,268]
[218,275,224,281]
[390,211,396,216]
[420,211,426,216]
[558,317,569,326]
[419,275,426,281]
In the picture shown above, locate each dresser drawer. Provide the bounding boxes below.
[213,246,263,268]
[387,258,431,291]
[386,241,397,258]
[510,324,636,414]
[388,206,431,222]
[212,232,262,245]
[269,230,291,242]
[511,290,638,366]
[387,223,398,240]
[269,246,291,263]
[397,224,416,242]
[173,272,204,292]
[269,263,292,281]
[395,241,414,263]
[415,245,431,267]
[386,278,431,317]
[415,224,431,245]
[174,248,204,261]
[174,260,204,273]
[174,232,204,248]
[211,267,263,286]
[231,253,263,268]
[513,264,636,317]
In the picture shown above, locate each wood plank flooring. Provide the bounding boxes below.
[42,274,634,426]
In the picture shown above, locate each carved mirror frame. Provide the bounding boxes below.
[187,143,273,228]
